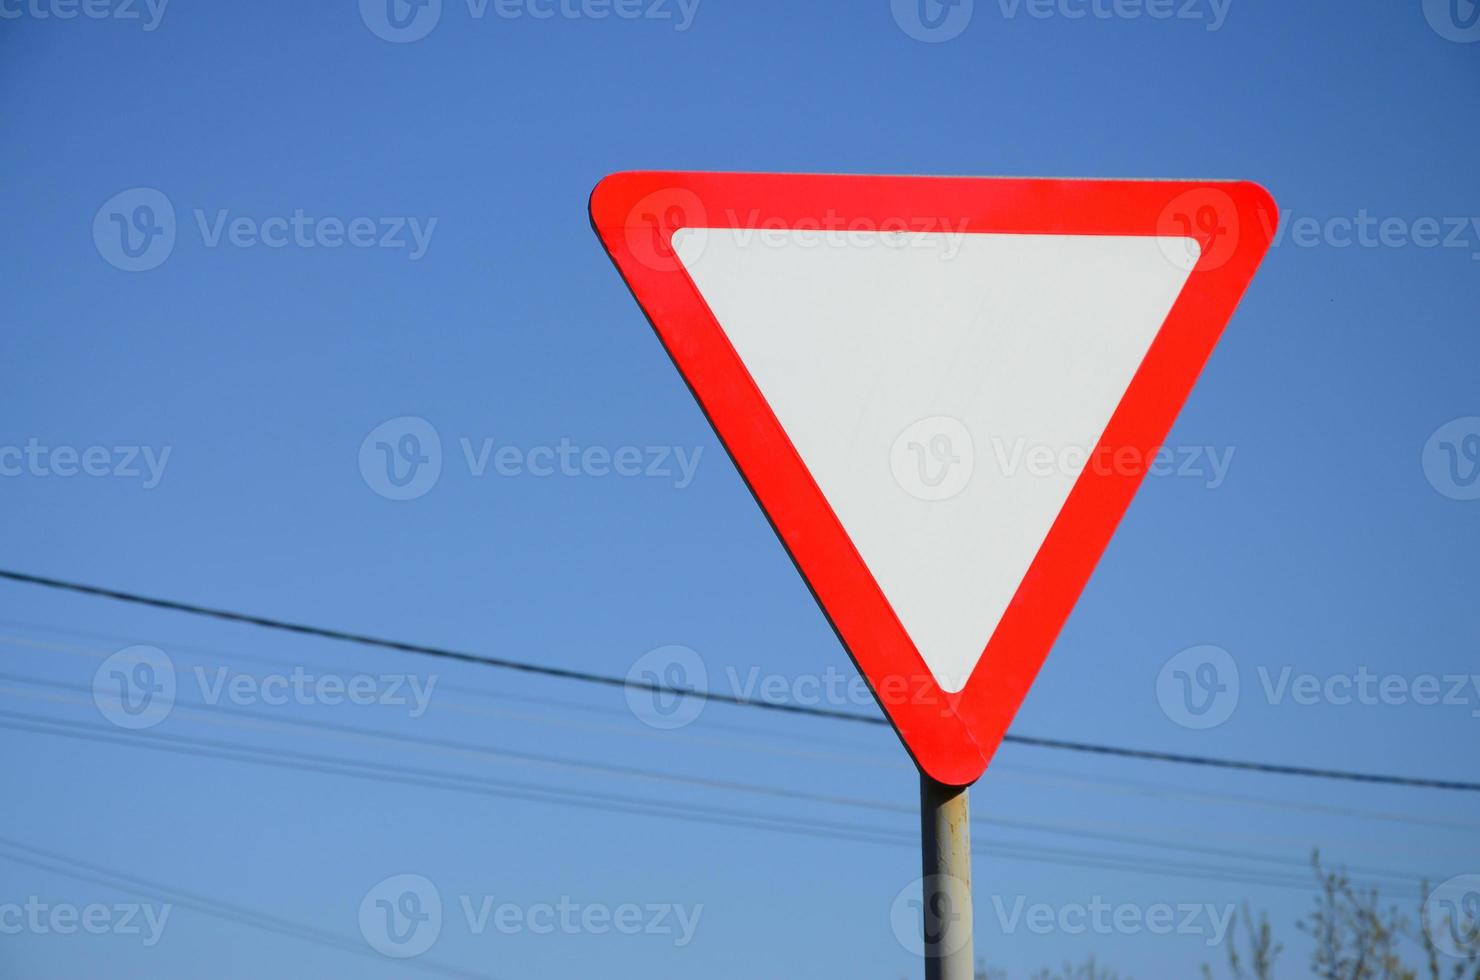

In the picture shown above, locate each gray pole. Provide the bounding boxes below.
[920,773,974,980]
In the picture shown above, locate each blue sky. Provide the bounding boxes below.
[2,1,1479,976]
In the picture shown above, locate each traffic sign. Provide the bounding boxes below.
[590,172,1277,787]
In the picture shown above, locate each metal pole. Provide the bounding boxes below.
[920,773,974,980]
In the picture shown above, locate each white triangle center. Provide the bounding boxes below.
[674,227,1197,693]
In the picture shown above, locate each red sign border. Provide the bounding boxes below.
[590,171,1277,786]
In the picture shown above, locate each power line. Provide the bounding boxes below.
[0,703,1431,898]
[0,674,904,814]
[991,765,1480,836]
[4,625,1470,836]
[991,733,1480,792]
[0,569,864,724]
[1,671,1441,889]
[0,837,490,979]
[3,567,1477,793]
[0,628,901,770]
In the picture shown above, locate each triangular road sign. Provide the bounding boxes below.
[591,172,1277,786]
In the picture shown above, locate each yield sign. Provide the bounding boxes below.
[590,172,1277,786]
